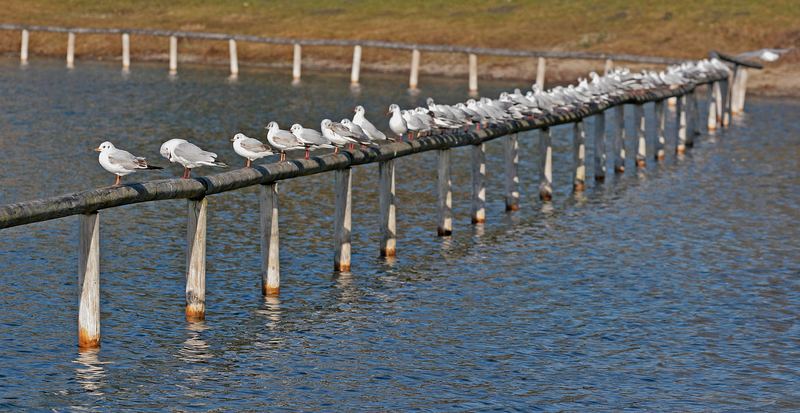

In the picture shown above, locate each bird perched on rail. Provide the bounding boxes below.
[320,119,359,152]
[340,118,378,148]
[231,133,273,167]
[290,124,333,159]
[95,141,162,186]
[353,105,388,143]
[266,121,304,161]
[160,138,227,179]
[386,104,408,140]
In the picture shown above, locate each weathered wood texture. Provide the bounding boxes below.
[333,168,352,271]
[634,103,646,168]
[78,212,100,348]
[409,49,420,90]
[229,39,238,76]
[614,105,627,173]
[350,45,362,85]
[378,160,396,257]
[292,44,302,82]
[573,121,586,191]
[538,128,553,201]
[676,96,688,154]
[593,113,606,181]
[655,100,667,160]
[536,57,546,90]
[504,134,520,211]
[186,198,207,321]
[471,143,486,223]
[437,149,452,236]
[259,183,280,296]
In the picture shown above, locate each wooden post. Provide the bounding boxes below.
[350,45,362,85]
[20,29,29,64]
[121,33,130,71]
[734,68,748,113]
[634,103,646,168]
[721,73,732,127]
[186,198,207,321]
[292,44,302,83]
[504,134,520,211]
[437,149,452,236]
[169,35,178,75]
[593,113,606,181]
[334,168,352,271]
[604,59,613,74]
[409,49,420,90]
[573,121,586,192]
[688,89,699,145]
[468,54,478,94]
[676,96,687,154]
[614,105,627,173]
[229,39,239,77]
[471,143,486,223]
[654,100,667,160]
[78,212,100,349]
[538,128,553,201]
[259,184,279,296]
[66,32,75,69]
[379,160,396,257]
[714,81,723,127]
[536,57,546,90]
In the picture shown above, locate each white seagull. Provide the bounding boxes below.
[290,124,333,159]
[231,133,273,167]
[159,138,227,179]
[353,105,388,142]
[95,141,162,186]
[387,104,408,140]
[266,121,304,161]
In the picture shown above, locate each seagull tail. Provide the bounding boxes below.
[145,165,164,170]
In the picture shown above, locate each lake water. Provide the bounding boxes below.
[0,58,798,411]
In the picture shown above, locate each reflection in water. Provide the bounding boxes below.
[178,322,212,401]
[74,349,106,396]
[473,223,485,238]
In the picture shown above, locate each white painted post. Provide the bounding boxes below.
[350,45,362,85]
[260,184,279,296]
[604,58,613,75]
[676,96,687,154]
[20,29,29,64]
[78,212,100,349]
[121,33,130,70]
[614,105,627,173]
[229,39,239,77]
[169,36,178,75]
[437,149,453,236]
[292,44,302,83]
[186,198,207,321]
[735,68,748,113]
[504,134,520,211]
[573,121,586,192]
[334,168,352,272]
[539,128,553,201]
[471,143,486,223]
[634,103,646,168]
[655,100,666,160]
[722,74,732,127]
[468,54,478,94]
[536,57,546,90]
[688,89,700,145]
[66,32,75,69]
[707,83,717,131]
[594,113,606,181]
[379,160,396,257]
[409,49,420,90]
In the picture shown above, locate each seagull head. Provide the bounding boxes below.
[320,119,332,129]
[341,119,353,127]
[265,121,278,131]
[387,104,399,116]
[354,105,364,114]
[95,141,115,152]
[231,133,247,142]
[160,138,185,161]
[290,124,303,134]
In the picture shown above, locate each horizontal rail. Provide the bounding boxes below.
[0,23,683,64]
[0,80,716,230]
[710,50,764,69]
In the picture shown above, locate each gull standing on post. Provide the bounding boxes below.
[95,141,162,186]
[353,105,388,142]
[266,121,304,161]
[231,133,273,167]
[290,124,333,159]
[160,138,227,179]
[387,104,408,140]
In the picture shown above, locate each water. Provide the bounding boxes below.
[0,58,798,411]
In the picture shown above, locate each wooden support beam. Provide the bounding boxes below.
[292,44,302,83]
[66,32,75,69]
[654,100,667,160]
[121,33,130,71]
[593,113,606,181]
[471,143,486,223]
[634,103,646,168]
[614,105,627,173]
[573,121,586,191]
[350,45,362,85]
[734,68,748,114]
[78,212,100,349]
[333,168,352,271]
[186,197,207,321]
[229,39,239,77]
[468,53,478,94]
[437,149,452,236]
[538,128,553,201]
[688,90,699,146]
[259,184,279,296]
[504,134,520,211]
[721,74,732,127]
[378,160,396,257]
[535,57,546,90]
[676,95,687,154]
[169,35,177,75]
[409,49,420,90]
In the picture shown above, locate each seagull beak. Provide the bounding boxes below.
[385,110,391,116]
[230,137,236,142]
[94,147,102,152]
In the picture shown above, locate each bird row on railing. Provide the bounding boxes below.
[94,59,730,186]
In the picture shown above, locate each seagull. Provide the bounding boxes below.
[340,118,377,147]
[353,105,388,142]
[266,121,303,161]
[387,104,408,140]
[320,119,359,152]
[290,124,333,159]
[160,138,227,179]
[95,141,162,186]
[231,133,273,167]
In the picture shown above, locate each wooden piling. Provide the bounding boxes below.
[721,76,731,127]
[66,32,75,69]
[292,44,302,83]
[259,184,279,296]
[20,29,29,64]
[471,143,486,223]
[536,57,546,90]
[409,49,420,90]
[229,39,239,77]
[593,113,606,181]
[468,54,478,94]
[169,35,177,75]
[688,89,699,146]
[333,168,352,271]
[654,100,667,160]
[350,45,362,85]
[437,149,453,236]
[504,134,520,211]
[734,68,748,113]
[573,121,586,192]
[78,212,100,349]
[707,83,717,131]
[604,59,613,75]
[676,96,687,154]
[614,105,627,173]
[538,128,553,201]
[714,81,723,128]
[186,198,207,321]
[121,33,130,70]
[634,103,646,168]
[379,160,396,257]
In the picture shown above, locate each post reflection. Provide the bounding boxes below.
[178,322,212,400]
[74,348,106,396]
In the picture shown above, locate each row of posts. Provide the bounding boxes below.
[74,81,731,348]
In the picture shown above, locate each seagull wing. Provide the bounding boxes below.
[174,141,218,163]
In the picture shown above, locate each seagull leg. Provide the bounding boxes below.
[246,159,252,168]
[114,175,121,186]
[305,148,310,160]
[334,147,339,154]
[182,167,191,179]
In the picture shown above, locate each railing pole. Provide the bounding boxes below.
[735,68,748,113]
[379,160,396,257]
[259,184,279,296]
[409,49,420,90]
[504,134,520,211]
[66,32,75,69]
[634,103,646,168]
[292,43,302,83]
[468,53,478,94]
[604,59,613,74]
[614,105,627,173]
[350,45,362,86]
[471,143,486,223]
[169,35,177,75]
[78,212,100,349]
[121,33,130,71]
[573,121,586,192]
[713,81,723,128]
[437,149,452,236]
[333,168,352,272]
[688,89,699,145]
[593,113,606,181]
[229,39,239,78]
[721,73,732,127]
[20,29,29,64]
[655,100,667,160]
[186,197,207,321]
[536,57,546,90]
[538,128,553,201]
[676,95,687,154]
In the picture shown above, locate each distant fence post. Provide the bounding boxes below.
[593,113,606,181]
[573,121,586,192]
[409,49,420,90]
[334,168,352,272]
[169,35,178,75]
[676,95,687,154]
[66,32,75,69]
[504,134,520,211]
[437,149,453,236]
[538,128,553,201]
[471,143,486,223]
[260,184,280,296]
[468,54,478,94]
[654,100,666,160]
[536,57,546,90]
[604,59,613,75]
[350,45,362,86]
[121,33,130,71]
[229,39,239,77]
[614,105,627,173]
[186,197,207,321]
[78,212,100,349]
[634,103,646,168]
[379,160,397,257]
[20,29,29,64]
[292,44,302,83]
